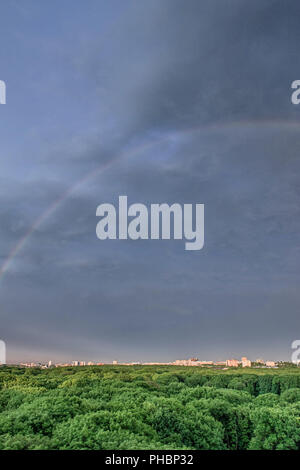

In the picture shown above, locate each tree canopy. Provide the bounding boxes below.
[0,365,299,450]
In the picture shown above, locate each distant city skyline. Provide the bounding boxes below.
[7,354,285,370]
[5,352,287,366]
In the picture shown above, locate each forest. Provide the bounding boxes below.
[0,365,300,450]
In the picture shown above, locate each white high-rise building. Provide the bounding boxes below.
[241,357,251,367]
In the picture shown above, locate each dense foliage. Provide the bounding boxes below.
[0,365,299,450]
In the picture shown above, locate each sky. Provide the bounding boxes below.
[0,0,300,363]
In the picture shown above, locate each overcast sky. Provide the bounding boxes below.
[0,0,300,363]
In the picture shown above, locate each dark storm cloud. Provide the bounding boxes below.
[0,0,300,362]
[78,0,300,140]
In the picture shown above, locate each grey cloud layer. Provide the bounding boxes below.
[0,0,299,362]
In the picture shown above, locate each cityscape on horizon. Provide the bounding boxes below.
[4,355,297,369]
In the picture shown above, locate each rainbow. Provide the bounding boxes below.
[0,119,298,284]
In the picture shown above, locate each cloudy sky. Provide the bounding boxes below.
[0,0,300,363]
